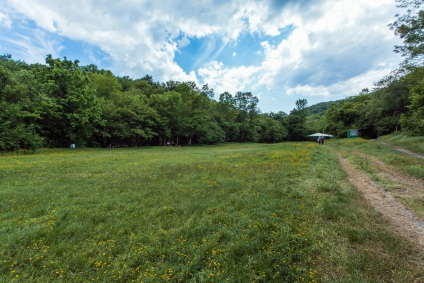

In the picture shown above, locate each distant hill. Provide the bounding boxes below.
[306,101,335,116]
[304,101,337,134]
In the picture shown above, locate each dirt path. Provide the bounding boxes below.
[380,142,424,160]
[337,153,424,251]
[354,151,424,203]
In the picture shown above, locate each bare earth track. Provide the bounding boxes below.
[381,142,424,160]
[336,152,424,251]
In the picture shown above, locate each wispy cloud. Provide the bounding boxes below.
[0,27,62,63]
[1,0,403,112]
[0,11,12,28]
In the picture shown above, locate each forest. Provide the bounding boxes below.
[0,0,422,151]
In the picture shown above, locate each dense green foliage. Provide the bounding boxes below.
[324,66,424,138]
[390,0,424,66]
[323,0,423,138]
[2,49,422,150]
[1,143,422,282]
[0,54,299,150]
[1,1,423,150]
[2,52,325,151]
[304,102,334,135]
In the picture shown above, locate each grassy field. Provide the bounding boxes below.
[1,142,423,282]
[378,134,424,155]
[330,136,424,222]
[331,136,424,179]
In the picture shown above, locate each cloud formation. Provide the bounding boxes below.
[2,0,403,112]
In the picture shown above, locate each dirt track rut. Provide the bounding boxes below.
[337,153,424,251]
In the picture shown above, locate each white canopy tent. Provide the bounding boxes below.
[307,133,334,138]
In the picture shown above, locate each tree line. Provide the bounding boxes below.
[0,0,422,151]
[1,54,313,151]
[324,66,423,138]
[324,0,423,138]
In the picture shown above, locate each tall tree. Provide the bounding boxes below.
[178,83,223,144]
[390,0,424,66]
[149,91,183,145]
[257,114,287,143]
[132,75,165,97]
[99,90,158,146]
[0,60,44,151]
[400,67,424,135]
[287,99,308,140]
[367,78,410,135]
[37,55,102,147]
[376,1,423,90]
[234,91,260,142]
[324,95,371,137]
[216,92,238,142]
[89,71,122,98]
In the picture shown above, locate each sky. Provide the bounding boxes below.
[0,0,404,113]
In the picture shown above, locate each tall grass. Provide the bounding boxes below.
[0,143,422,282]
[332,136,424,179]
[378,133,424,155]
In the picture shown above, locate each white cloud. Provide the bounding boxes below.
[195,0,402,112]
[0,11,12,28]
[4,0,194,80]
[2,0,404,112]
[0,29,62,63]
[198,61,260,95]
[4,0,291,80]
[177,35,190,48]
[286,67,391,99]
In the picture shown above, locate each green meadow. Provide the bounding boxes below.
[1,141,422,282]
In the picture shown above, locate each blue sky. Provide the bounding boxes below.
[0,0,403,113]
[174,26,294,71]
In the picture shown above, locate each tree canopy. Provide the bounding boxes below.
[0,55,297,150]
[323,0,423,138]
[0,1,423,151]
[390,0,424,66]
